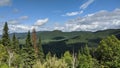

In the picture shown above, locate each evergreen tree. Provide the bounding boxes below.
[38,36,44,60]
[77,46,100,68]
[22,31,35,68]
[1,22,14,68]
[25,31,32,47]
[63,51,72,68]
[83,45,90,56]
[2,22,10,47]
[12,33,19,53]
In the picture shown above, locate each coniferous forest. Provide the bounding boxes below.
[1,0,120,68]
[0,22,120,68]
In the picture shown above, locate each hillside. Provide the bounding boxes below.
[1,29,119,45]
[1,29,120,56]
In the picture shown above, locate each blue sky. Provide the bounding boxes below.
[0,0,120,33]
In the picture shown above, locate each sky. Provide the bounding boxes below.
[0,0,120,33]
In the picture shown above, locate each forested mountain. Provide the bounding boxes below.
[1,29,120,45]
[1,23,120,68]
[1,29,120,57]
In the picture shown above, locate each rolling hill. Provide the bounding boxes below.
[1,29,120,56]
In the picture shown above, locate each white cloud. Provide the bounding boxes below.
[2,8,120,33]
[19,16,29,20]
[63,11,83,16]
[9,25,39,33]
[34,18,48,26]
[0,0,11,6]
[80,0,94,10]
[53,23,65,30]
[63,0,94,17]
[7,16,29,25]
[63,8,120,32]
[8,20,19,25]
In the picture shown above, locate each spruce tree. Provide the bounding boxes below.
[38,36,44,60]
[12,33,19,52]
[22,31,35,68]
[25,31,32,47]
[2,22,11,47]
[1,22,15,68]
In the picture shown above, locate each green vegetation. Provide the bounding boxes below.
[0,22,120,68]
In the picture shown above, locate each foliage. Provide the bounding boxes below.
[21,31,35,68]
[1,22,120,68]
[12,33,19,53]
[0,44,8,64]
[33,56,69,68]
[95,35,120,67]
[77,46,100,68]
[63,51,72,67]
[2,22,11,47]
[0,63,9,68]
[37,36,44,60]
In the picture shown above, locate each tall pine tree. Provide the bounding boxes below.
[25,31,32,47]
[2,22,11,47]
[38,36,44,60]
[12,33,19,53]
[22,31,35,68]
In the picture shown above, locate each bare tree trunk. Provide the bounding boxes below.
[72,46,75,68]
[72,46,77,68]
[7,48,14,68]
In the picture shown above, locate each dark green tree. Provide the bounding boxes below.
[2,22,11,47]
[25,31,32,47]
[12,33,19,53]
[77,45,100,68]
[83,45,90,56]
[22,31,35,68]
[1,22,14,68]
[37,36,44,60]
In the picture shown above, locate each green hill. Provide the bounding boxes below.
[1,29,120,56]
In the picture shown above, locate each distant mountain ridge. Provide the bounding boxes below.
[0,29,120,56]
[0,29,120,45]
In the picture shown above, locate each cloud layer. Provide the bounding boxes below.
[63,8,120,31]
[1,8,120,33]
[34,18,48,26]
[6,18,48,33]
[80,0,94,10]
[0,0,11,6]
[63,0,94,16]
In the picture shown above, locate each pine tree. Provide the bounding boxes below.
[25,31,32,47]
[83,45,90,56]
[77,47,99,68]
[63,51,72,68]
[22,31,35,68]
[38,36,44,60]
[12,33,19,53]
[2,22,11,47]
[1,22,15,68]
